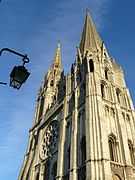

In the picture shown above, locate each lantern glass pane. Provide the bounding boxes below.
[10,77,21,89]
[10,66,30,89]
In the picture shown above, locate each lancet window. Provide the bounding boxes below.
[110,108,115,118]
[83,56,88,74]
[105,68,109,80]
[116,89,121,104]
[78,83,86,105]
[123,94,127,107]
[77,64,82,83]
[71,64,75,90]
[116,88,127,107]
[50,80,54,86]
[105,106,115,118]
[128,140,135,165]
[64,121,71,179]
[89,59,94,72]
[69,93,75,113]
[107,86,113,101]
[101,83,105,98]
[67,146,70,170]
[81,136,86,164]
[108,135,119,162]
[126,114,130,121]
[38,96,45,120]
[105,105,109,116]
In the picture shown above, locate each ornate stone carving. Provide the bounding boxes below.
[39,121,59,160]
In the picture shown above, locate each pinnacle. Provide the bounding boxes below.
[52,42,62,70]
[57,40,61,49]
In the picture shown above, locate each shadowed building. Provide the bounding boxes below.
[19,12,135,180]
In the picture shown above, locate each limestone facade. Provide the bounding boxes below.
[18,12,135,180]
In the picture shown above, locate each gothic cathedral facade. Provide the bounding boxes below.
[19,12,135,180]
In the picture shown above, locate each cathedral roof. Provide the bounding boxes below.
[79,11,103,54]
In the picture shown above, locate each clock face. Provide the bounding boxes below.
[40,120,59,160]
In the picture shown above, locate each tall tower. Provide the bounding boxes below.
[19,12,135,180]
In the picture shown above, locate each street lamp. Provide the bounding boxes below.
[0,48,30,89]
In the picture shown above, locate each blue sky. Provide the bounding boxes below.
[0,0,135,179]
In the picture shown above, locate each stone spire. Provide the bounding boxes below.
[41,42,63,90]
[38,42,63,115]
[52,42,62,71]
[79,11,103,54]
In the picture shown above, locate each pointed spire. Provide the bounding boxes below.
[43,42,63,88]
[53,41,62,70]
[79,10,103,54]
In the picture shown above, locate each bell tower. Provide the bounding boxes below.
[76,11,135,180]
[34,42,63,124]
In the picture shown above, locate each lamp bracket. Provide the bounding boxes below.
[0,48,30,64]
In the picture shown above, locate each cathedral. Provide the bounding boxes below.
[19,12,135,180]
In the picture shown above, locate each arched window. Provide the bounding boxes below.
[81,136,86,164]
[105,105,109,116]
[126,114,130,121]
[106,85,113,101]
[110,108,115,118]
[101,83,105,98]
[67,146,70,170]
[105,68,109,80]
[116,89,121,104]
[50,80,54,86]
[128,140,135,165]
[104,52,107,58]
[38,96,44,120]
[76,70,82,84]
[83,56,88,74]
[54,70,56,75]
[108,135,118,162]
[64,121,71,179]
[55,64,58,68]
[89,59,94,72]
[78,70,82,83]
[52,161,57,180]
[124,95,127,107]
[53,95,56,102]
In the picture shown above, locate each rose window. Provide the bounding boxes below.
[40,121,59,160]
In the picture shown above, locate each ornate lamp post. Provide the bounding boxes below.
[0,48,30,89]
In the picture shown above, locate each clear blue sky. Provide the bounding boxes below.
[0,0,135,179]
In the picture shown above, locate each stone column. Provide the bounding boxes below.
[70,72,78,180]
[56,104,67,180]
[56,76,70,180]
